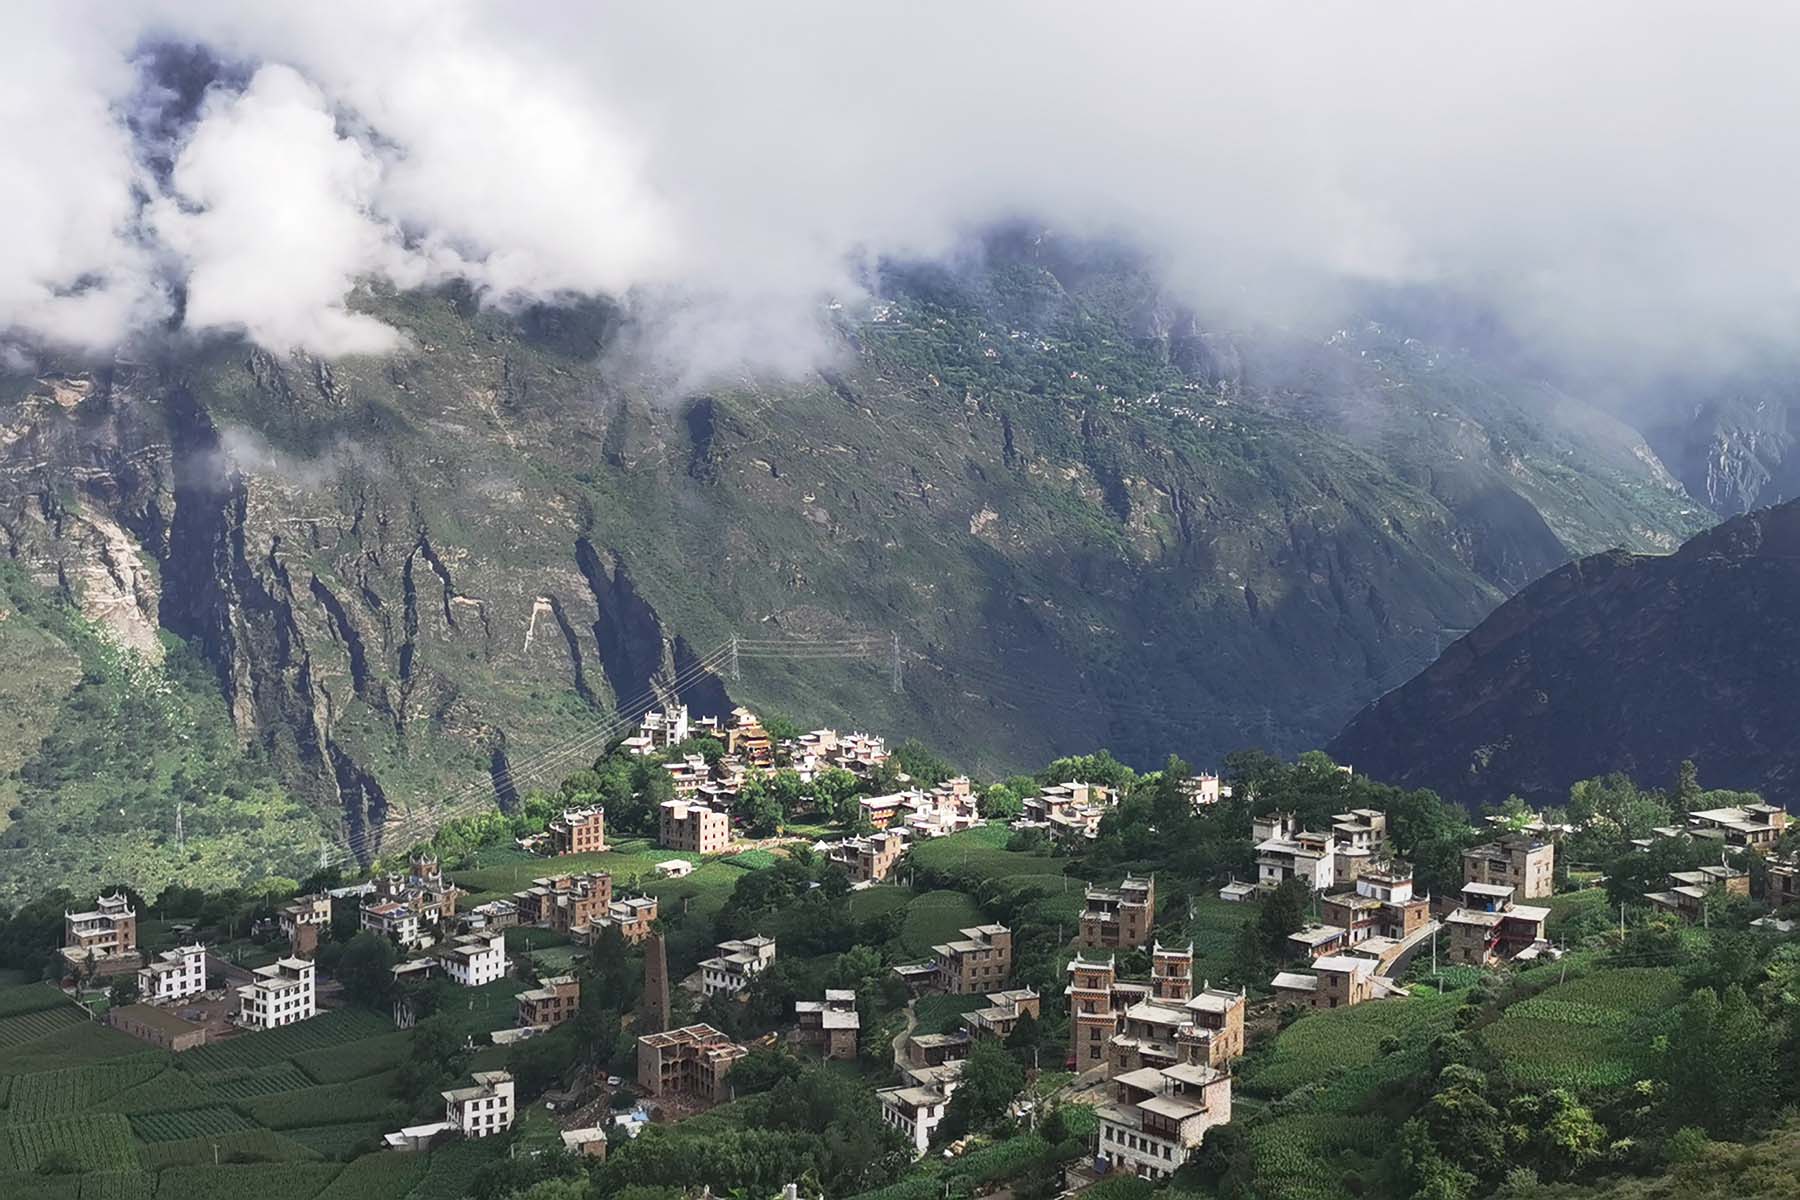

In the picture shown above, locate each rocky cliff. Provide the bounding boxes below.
[0,244,1714,896]
[1329,498,1800,808]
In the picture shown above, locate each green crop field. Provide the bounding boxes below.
[1243,988,1466,1097]
[908,824,1060,880]
[0,981,73,1018]
[1245,1112,1393,1200]
[151,1162,344,1200]
[99,1068,213,1115]
[849,885,915,921]
[406,1135,507,1199]
[182,1009,393,1075]
[291,1033,413,1084]
[73,1169,157,1200]
[0,1018,145,1075]
[283,1120,388,1160]
[9,1055,165,1120]
[503,925,570,951]
[1181,894,1256,985]
[0,1003,85,1049]
[1481,967,1682,1090]
[3,1113,139,1172]
[448,838,697,897]
[198,1063,318,1100]
[645,861,744,922]
[240,1072,404,1130]
[138,1128,322,1169]
[898,890,986,957]
[129,1105,259,1143]
[914,993,989,1035]
[312,1151,426,1199]
[721,848,779,870]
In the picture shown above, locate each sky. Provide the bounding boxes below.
[6,1,1800,384]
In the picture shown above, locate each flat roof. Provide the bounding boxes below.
[111,1003,202,1035]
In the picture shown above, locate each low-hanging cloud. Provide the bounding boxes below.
[5,1,1800,381]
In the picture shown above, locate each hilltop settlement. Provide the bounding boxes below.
[5,705,1800,1200]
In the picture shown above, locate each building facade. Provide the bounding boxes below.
[791,990,861,1060]
[660,800,732,855]
[443,1070,515,1138]
[637,1024,747,1105]
[549,805,607,855]
[138,944,207,1004]
[62,893,138,975]
[700,936,777,997]
[1462,835,1555,899]
[236,957,316,1029]
[1079,875,1156,950]
[437,933,509,987]
[517,975,581,1029]
[1096,1063,1232,1181]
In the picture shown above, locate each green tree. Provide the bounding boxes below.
[1660,984,1777,1135]
[108,977,139,1007]
[938,1038,1025,1141]
[331,930,400,1006]
[1675,760,1702,812]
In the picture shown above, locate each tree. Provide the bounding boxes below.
[1255,877,1310,957]
[108,977,139,1008]
[938,1038,1025,1141]
[1659,984,1776,1135]
[330,930,400,1007]
[1676,760,1702,812]
[981,782,1024,821]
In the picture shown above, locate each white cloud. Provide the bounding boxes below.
[5,0,1800,379]
[152,63,422,356]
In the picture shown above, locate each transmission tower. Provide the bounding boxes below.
[729,634,740,683]
[890,632,903,694]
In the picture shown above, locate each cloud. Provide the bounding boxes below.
[5,1,1800,381]
[153,63,424,356]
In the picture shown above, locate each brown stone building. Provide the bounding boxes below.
[1320,860,1432,945]
[923,924,1013,995]
[600,895,659,945]
[960,988,1040,1041]
[1078,875,1155,950]
[725,707,774,767]
[791,990,861,1060]
[1462,834,1555,900]
[1271,954,1408,1010]
[1068,944,1247,1075]
[62,893,139,977]
[825,830,908,884]
[517,975,581,1029]
[660,800,732,855]
[514,873,613,937]
[549,806,607,856]
[1442,883,1550,967]
[1770,855,1800,909]
[637,1023,747,1106]
[1646,865,1751,920]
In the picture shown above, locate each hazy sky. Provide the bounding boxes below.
[6,1,1800,381]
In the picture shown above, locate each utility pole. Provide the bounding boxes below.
[1431,925,1438,978]
[729,635,740,683]
[890,633,903,694]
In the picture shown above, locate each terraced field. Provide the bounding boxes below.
[1242,986,1467,1097]
[1480,966,1683,1090]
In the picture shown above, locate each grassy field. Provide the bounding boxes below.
[914,993,991,1035]
[1242,987,1467,1097]
[898,890,986,958]
[1181,894,1257,987]
[908,824,1063,880]
[849,885,916,922]
[1480,967,1682,1090]
[0,976,493,1199]
[448,838,699,899]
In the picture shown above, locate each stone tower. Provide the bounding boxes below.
[644,930,671,1033]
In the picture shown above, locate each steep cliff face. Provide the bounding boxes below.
[0,249,1717,894]
[1329,498,1800,808]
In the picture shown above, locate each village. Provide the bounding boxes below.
[17,704,1800,1200]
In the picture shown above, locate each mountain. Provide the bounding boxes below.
[1329,496,1800,809]
[0,237,1709,899]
